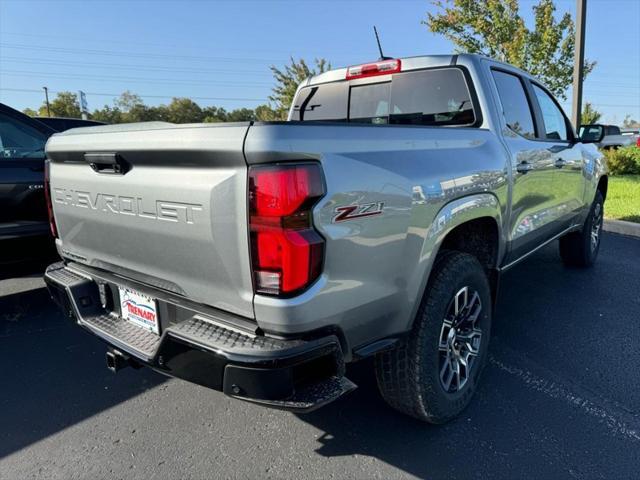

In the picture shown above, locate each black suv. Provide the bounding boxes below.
[0,103,57,236]
[0,104,108,262]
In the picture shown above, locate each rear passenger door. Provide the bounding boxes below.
[490,68,568,263]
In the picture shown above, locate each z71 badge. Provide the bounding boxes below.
[333,202,384,223]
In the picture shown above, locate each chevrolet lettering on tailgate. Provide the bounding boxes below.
[53,188,203,224]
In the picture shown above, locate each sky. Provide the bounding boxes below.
[0,0,638,124]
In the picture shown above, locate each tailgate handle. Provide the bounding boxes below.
[84,152,128,174]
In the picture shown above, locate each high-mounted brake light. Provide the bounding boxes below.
[249,164,325,296]
[346,59,401,80]
[44,160,58,238]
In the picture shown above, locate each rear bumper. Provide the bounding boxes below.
[44,262,355,412]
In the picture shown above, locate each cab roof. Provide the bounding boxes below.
[304,53,532,87]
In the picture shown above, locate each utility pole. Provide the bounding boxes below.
[571,0,587,130]
[42,86,51,117]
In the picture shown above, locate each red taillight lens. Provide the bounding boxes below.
[249,164,325,296]
[346,59,401,80]
[44,160,58,238]
[636,137,640,148]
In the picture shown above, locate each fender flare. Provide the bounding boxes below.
[404,193,505,330]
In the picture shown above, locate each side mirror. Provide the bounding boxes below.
[579,125,605,144]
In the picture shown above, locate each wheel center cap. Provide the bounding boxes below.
[447,328,460,355]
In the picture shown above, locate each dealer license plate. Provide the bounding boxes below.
[118,287,160,335]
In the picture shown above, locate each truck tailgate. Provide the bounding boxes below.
[46,122,254,318]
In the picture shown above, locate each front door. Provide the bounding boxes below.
[529,83,585,229]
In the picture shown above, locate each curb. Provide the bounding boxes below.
[603,219,640,238]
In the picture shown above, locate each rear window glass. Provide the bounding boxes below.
[388,69,475,126]
[290,82,347,122]
[291,67,476,127]
[349,82,391,124]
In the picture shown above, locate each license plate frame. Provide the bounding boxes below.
[118,286,160,335]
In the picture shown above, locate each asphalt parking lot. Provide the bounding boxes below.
[1,232,639,479]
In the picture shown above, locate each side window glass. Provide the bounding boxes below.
[532,84,569,141]
[0,112,48,159]
[491,70,536,139]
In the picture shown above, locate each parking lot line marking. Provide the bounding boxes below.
[489,356,640,443]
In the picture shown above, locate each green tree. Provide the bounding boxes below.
[254,104,280,121]
[226,108,256,122]
[581,102,601,125]
[268,57,331,119]
[165,97,204,123]
[125,104,163,123]
[425,0,595,98]
[91,105,123,124]
[109,91,158,122]
[22,108,38,117]
[202,106,228,123]
[75,90,305,125]
[114,91,145,113]
[37,91,82,118]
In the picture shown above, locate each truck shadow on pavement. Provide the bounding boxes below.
[0,265,166,459]
[293,233,640,479]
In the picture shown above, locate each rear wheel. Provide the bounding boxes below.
[375,251,491,423]
[559,190,604,268]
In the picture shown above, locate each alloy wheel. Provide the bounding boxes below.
[591,202,603,253]
[438,286,483,393]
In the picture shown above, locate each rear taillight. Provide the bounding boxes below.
[44,160,58,238]
[636,137,640,148]
[249,164,325,296]
[346,59,401,80]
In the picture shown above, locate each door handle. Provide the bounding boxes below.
[516,162,533,174]
[555,158,566,168]
[84,152,128,174]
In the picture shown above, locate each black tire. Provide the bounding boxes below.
[375,251,492,424]
[559,190,604,268]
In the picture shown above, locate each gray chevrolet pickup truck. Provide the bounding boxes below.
[44,54,607,423]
